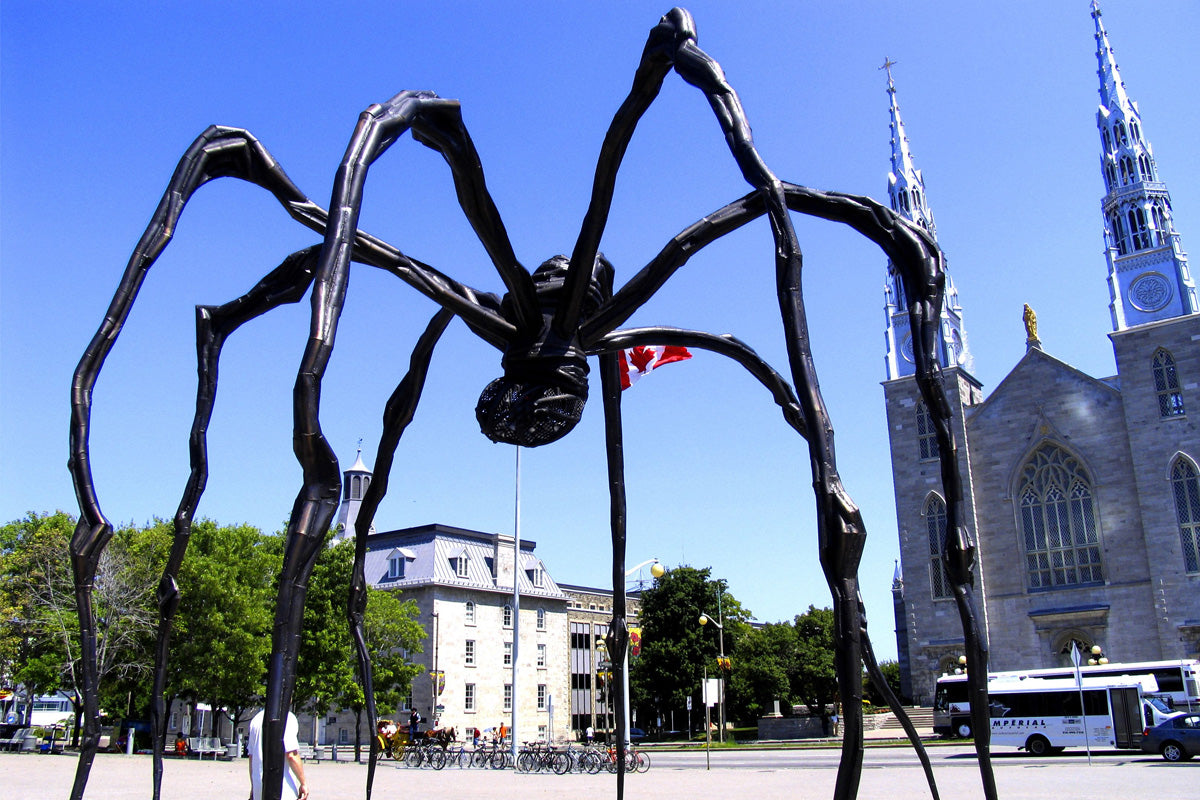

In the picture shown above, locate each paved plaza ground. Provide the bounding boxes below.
[2,746,1193,800]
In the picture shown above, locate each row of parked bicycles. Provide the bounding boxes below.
[386,738,651,774]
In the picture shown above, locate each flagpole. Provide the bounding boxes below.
[511,445,521,761]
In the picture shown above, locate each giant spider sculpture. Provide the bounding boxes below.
[69,9,997,800]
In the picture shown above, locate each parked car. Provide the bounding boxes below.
[628,728,645,742]
[1141,713,1200,762]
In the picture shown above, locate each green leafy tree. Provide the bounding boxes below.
[790,605,838,734]
[167,519,276,739]
[0,512,76,723]
[295,535,358,720]
[0,512,161,741]
[728,622,795,721]
[864,659,904,706]
[630,566,749,731]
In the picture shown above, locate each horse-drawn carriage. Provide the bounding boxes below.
[375,721,457,761]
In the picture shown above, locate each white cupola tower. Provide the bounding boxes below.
[333,442,375,543]
[881,59,971,380]
[1092,1,1196,329]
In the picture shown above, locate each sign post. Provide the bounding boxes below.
[1070,642,1093,766]
[702,672,720,770]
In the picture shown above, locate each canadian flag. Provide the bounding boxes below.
[618,345,692,390]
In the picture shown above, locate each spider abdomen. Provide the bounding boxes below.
[475,255,606,447]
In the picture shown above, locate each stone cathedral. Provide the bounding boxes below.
[887,2,1199,703]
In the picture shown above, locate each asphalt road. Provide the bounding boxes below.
[3,744,1195,800]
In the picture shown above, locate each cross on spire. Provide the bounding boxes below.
[879,56,897,88]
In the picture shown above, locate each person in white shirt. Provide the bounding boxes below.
[247,709,309,800]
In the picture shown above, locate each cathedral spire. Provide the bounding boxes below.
[1092,1,1195,329]
[883,57,935,237]
[881,60,970,381]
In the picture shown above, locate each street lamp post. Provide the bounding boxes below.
[698,592,726,743]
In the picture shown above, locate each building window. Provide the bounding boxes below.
[455,554,469,578]
[1018,443,1104,590]
[503,604,513,628]
[1171,457,1200,574]
[538,724,547,741]
[387,554,404,580]
[1119,155,1134,185]
[1151,202,1169,246]
[1110,212,1128,255]
[536,608,546,630]
[1138,153,1154,182]
[465,639,475,666]
[1128,206,1151,250]
[504,684,512,712]
[924,495,952,599]
[1114,121,1128,147]
[916,400,937,461]
[503,641,513,667]
[465,601,476,626]
[537,684,547,711]
[1153,350,1185,417]
[465,683,476,712]
[537,643,547,668]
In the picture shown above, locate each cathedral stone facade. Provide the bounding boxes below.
[888,3,1200,704]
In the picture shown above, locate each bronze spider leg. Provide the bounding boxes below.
[598,330,941,800]
[68,126,330,800]
[779,185,995,800]
[70,115,512,800]
[264,89,536,800]
[597,348,631,797]
[147,245,323,799]
[566,9,873,797]
[348,307,458,800]
[597,183,994,799]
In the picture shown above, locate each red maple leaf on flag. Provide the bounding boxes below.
[618,345,692,389]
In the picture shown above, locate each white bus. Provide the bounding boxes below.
[933,659,1200,737]
[986,676,1149,756]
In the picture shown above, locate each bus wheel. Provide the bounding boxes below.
[955,721,972,738]
[1025,735,1052,756]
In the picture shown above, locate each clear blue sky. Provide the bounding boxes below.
[2,2,1197,660]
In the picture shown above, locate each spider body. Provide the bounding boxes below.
[476,254,611,446]
[68,8,997,800]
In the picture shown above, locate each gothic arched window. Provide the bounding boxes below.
[1171,457,1200,574]
[1104,163,1116,191]
[1128,207,1150,250]
[1119,156,1132,185]
[1110,213,1128,255]
[1130,120,1141,142]
[1018,443,1104,590]
[1138,153,1154,182]
[1153,349,1185,417]
[1151,201,1169,246]
[915,400,937,461]
[1114,121,1128,147]
[924,495,951,599]
[1101,128,1112,153]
